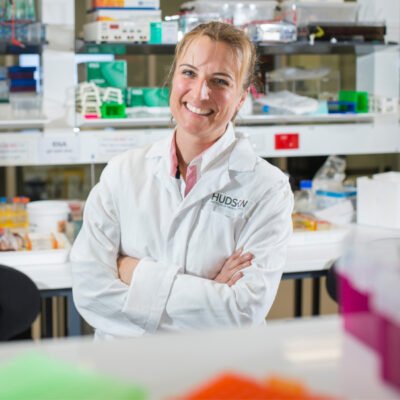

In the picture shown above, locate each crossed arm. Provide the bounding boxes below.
[117,248,253,288]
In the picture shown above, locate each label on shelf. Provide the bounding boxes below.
[275,133,299,150]
[95,132,140,161]
[39,136,80,164]
[0,138,34,165]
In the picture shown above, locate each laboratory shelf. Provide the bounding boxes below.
[76,114,171,128]
[237,113,376,125]
[256,41,398,56]
[76,40,175,55]
[77,112,377,129]
[76,40,398,56]
[0,43,46,54]
[0,118,49,130]
[1,120,399,166]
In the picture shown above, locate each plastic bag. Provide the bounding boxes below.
[312,155,346,193]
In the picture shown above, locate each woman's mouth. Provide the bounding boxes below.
[185,102,213,116]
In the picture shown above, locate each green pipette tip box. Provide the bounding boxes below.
[339,90,369,113]
[0,352,147,400]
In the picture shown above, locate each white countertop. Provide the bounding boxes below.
[3,224,400,290]
[0,316,398,399]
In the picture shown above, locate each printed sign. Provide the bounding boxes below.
[39,135,79,164]
[0,138,33,165]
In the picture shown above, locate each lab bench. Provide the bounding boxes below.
[5,223,400,338]
[0,315,398,399]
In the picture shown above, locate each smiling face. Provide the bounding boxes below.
[170,35,249,144]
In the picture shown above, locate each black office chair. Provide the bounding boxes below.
[0,264,41,341]
[325,263,338,303]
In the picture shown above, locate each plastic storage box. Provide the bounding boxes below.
[180,1,278,26]
[357,172,400,230]
[315,187,356,210]
[0,22,45,45]
[281,1,359,26]
[337,239,400,391]
[9,94,42,117]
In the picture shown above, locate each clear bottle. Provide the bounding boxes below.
[293,180,316,214]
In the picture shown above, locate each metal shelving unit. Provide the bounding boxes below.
[0,118,49,130]
[0,43,44,54]
[256,41,398,56]
[76,40,175,55]
[75,40,397,56]
[76,112,377,129]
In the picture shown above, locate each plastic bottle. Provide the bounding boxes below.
[20,197,30,228]
[293,180,316,214]
[4,198,13,228]
[12,197,22,228]
[0,197,7,228]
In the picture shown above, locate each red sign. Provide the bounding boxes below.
[275,133,299,150]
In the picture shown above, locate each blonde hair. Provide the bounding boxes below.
[168,21,257,93]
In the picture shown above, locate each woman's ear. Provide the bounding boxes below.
[236,87,251,112]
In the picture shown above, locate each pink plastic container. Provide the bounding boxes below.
[378,316,400,389]
[337,272,380,352]
[372,270,400,391]
[337,239,400,392]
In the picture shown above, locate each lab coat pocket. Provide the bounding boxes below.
[186,203,246,279]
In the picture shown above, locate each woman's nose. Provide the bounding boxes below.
[200,81,210,100]
[193,79,210,101]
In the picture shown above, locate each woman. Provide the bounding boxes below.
[70,22,293,339]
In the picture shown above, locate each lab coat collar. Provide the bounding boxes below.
[228,129,257,172]
[145,122,257,174]
[146,123,257,212]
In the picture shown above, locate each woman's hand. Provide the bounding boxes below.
[117,255,140,285]
[214,249,253,287]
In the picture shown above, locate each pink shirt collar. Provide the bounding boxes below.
[169,124,235,196]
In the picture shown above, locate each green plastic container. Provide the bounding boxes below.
[101,103,126,119]
[339,90,369,113]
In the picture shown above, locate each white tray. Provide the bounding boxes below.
[289,226,351,246]
[0,233,71,267]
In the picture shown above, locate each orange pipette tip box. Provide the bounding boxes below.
[178,372,269,399]
[177,372,340,400]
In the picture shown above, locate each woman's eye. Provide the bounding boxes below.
[215,78,229,86]
[182,69,195,77]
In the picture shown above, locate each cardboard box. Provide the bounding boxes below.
[357,172,400,229]
[86,8,161,23]
[127,87,169,107]
[86,0,159,10]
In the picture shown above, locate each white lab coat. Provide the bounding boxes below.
[70,123,294,339]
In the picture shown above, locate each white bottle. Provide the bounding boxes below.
[293,180,315,214]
